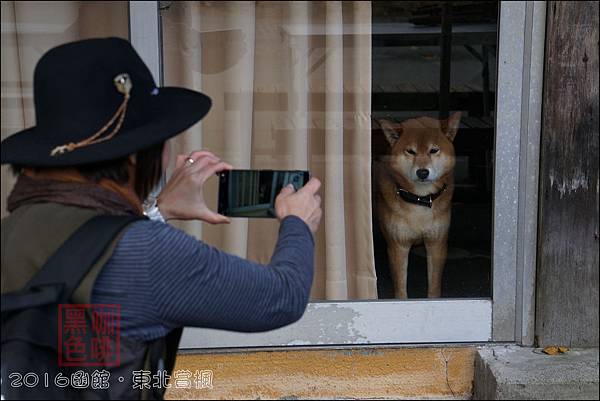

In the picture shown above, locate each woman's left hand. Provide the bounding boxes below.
[157,150,233,224]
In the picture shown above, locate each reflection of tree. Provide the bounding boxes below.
[259,171,273,204]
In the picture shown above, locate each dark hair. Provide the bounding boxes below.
[12,142,164,201]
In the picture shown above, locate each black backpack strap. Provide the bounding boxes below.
[1,215,143,312]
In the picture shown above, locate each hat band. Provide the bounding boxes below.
[50,73,132,157]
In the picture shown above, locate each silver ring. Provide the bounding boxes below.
[185,157,195,165]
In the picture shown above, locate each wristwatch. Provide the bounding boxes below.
[142,197,166,223]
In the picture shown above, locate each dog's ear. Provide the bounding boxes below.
[443,112,461,142]
[378,119,403,146]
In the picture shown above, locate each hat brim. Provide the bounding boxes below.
[0,87,211,166]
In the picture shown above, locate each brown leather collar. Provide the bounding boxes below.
[395,183,447,208]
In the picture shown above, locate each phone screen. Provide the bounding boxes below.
[218,170,310,218]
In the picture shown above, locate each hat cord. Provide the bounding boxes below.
[50,73,132,157]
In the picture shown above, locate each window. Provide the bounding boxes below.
[155,1,545,347]
[0,1,545,348]
[158,1,500,303]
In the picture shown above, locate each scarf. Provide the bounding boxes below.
[7,171,143,216]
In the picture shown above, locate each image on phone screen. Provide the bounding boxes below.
[218,170,309,218]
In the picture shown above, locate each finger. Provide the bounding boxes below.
[279,183,296,197]
[308,209,322,235]
[312,207,323,225]
[200,209,231,225]
[188,150,219,162]
[199,161,234,181]
[219,162,234,173]
[181,151,220,171]
[299,177,321,195]
[314,194,322,206]
[187,155,221,172]
[175,154,188,169]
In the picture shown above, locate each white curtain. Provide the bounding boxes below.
[1,1,378,300]
[162,1,377,300]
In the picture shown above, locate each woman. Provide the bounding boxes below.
[1,38,321,399]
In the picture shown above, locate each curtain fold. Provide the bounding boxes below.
[162,1,377,300]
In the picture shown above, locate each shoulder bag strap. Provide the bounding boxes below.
[1,215,143,312]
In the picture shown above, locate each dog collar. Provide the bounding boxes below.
[395,184,447,208]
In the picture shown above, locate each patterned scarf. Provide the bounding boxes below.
[7,173,143,216]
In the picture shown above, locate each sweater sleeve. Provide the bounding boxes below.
[141,215,315,333]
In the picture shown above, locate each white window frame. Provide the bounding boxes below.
[128,0,546,348]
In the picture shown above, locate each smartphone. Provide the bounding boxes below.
[218,169,310,218]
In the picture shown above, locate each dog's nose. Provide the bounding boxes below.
[417,169,429,179]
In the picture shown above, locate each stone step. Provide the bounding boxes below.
[473,346,599,400]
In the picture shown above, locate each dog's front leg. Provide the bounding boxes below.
[387,244,411,299]
[424,238,448,298]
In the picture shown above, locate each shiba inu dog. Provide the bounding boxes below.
[374,113,461,299]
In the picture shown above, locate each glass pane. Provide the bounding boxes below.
[161,1,376,300]
[372,1,498,299]
[0,1,129,217]
[161,1,498,300]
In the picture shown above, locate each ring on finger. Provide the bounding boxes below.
[185,157,196,166]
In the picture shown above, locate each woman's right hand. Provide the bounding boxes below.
[275,177,323,235]
[157,150,233,224]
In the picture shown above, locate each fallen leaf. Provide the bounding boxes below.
[542,346,570,355]
[543,346,559,355]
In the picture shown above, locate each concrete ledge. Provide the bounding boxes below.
[473,346,599,400]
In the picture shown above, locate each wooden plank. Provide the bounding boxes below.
[536,1,599,347]
[408,82,424,93]
[464,83,483,92]
[463,116,487,129]
[396,83,414,93]
[166,347,476,400]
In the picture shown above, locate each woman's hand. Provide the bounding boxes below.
[275,177,323,234]
[157,150,233,224]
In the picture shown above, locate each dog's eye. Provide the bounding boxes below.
[430,148,440,154]
[406,149,416,155]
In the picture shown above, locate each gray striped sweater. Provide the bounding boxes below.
[91,216,314,341]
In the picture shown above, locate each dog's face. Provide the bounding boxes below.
[378,113,460,184]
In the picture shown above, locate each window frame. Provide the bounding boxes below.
[128,0,546,349]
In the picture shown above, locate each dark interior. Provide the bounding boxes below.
[371,1,497,299]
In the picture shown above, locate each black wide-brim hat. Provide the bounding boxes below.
[1,37,211,166]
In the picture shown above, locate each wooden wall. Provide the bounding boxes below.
[536,1,599,347]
